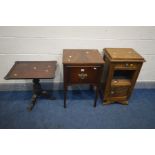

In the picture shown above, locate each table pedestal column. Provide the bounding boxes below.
[27,79,56,111]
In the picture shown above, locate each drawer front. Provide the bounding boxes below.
[114,62,137,69]
[111,79,131,87]
[67,66,100,83]
[110,86,129,97]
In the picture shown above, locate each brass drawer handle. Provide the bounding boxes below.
[125,63,134,67]
[78,73,88,79]
[81,69,85,72]
[125,63,129,67]
[114,80,118,83]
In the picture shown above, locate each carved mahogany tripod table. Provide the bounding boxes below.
[5,61,57,111]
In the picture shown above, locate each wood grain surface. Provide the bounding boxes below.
[5,61,57,79]
[63,49,105,65]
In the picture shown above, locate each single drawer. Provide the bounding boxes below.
[67,66,101,83]
[114,62,137,69]
[111,79,131,87]
[110,86,129,97]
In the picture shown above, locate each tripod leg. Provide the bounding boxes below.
[27,94,37,112]
[41,90,56,100]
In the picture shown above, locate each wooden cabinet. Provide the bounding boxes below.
[102,48,145,104]
[63,49,104,108]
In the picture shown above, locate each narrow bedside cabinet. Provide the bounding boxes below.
[102,48,145,105]
[63,49,105,108]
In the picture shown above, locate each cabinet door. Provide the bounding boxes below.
[110,86,130,98]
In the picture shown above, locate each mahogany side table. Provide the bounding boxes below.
[5,61,57,111]
[63,49,105,108]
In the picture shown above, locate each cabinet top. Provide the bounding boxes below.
[63,49,105,65]
[104,48,145,62]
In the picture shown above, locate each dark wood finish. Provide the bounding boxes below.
[27,78,56,111]
[5,61,57,111]
[63,49,104,65]
[63,49,104,108]
[102,48,145,105]
[5,61,57,79]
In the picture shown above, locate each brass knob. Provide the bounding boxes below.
[114,80,118,83]
[125,63,129,67]
[130,64,133,67]
[111,91,115,94]
[81,69,85,72]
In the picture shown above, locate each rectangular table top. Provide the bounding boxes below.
[5,61,57,80]
[63,49,105,65]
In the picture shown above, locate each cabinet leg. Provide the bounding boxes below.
[103,100,113,105]
[120,101,128,105]
[103,100,128,105]
[94,86,99,107]
[64,85,67,108]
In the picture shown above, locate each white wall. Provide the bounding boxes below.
[0,26,155,85]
